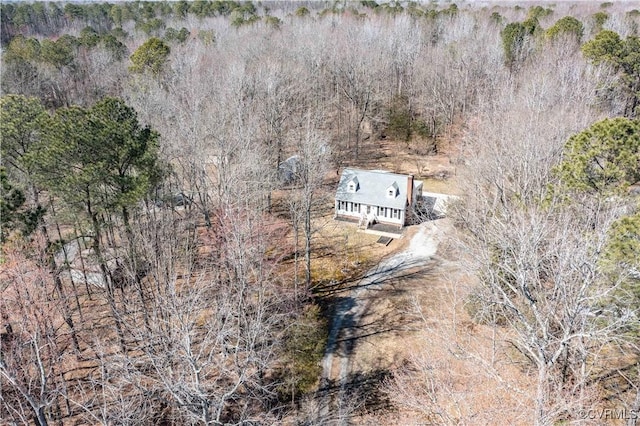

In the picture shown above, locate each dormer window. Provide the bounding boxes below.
[386,182,399,198]
[347,177,359,193]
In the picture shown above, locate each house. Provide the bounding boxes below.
[334,168,423,228]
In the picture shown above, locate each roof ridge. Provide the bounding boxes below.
[343,168,413,178]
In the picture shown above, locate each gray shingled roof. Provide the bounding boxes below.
[336,168,416,209]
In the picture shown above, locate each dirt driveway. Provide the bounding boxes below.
[317,221,446,424]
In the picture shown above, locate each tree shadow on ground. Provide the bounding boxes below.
[315,368,394,424]
[315,256,434,297]
[313,256,440,424]
[317,257,438,358]
[593,358,640,403]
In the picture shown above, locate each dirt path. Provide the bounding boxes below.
[317,222,443,424]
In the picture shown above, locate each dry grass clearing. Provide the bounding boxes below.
[352,227,539,425]
[307,136,542,424]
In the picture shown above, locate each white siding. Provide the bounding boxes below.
[336,199,404,225]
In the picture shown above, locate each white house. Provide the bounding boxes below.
[334,168,423,228]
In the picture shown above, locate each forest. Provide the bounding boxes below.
[1,1,640,425]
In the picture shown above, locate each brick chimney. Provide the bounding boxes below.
[407,174,414,206]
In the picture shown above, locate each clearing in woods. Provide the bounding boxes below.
[311,136,536,424]
[317,221,444,423]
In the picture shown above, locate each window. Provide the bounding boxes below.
[386,182,399,198]
[347,177,359,193]
[366,206,371,214]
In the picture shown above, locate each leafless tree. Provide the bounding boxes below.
[330,21,388,158]
[286,118,331,291]
[0,240,72,426]
[5,4,640,425]
[451,43,639,424]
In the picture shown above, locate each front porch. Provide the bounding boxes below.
[335,215,403,237]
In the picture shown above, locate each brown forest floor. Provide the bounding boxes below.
[310,134,638,425]
[4,132,636,425]
[319,136,529,424]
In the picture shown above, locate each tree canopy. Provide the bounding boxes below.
[30,97,163,219]
[0,94,50,177]
[582,30,640,117]
[556,117,640,194]
[606,212,640,273]
[546,16,584,41]
[129,37,170,75]
[582,30,624,64]
[500,18,539,68]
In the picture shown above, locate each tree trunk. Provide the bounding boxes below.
[35,191,81,355]
[535,364,548,426]
[122,204,151,334]
[72,221,93,301]
[52,200,83,320]
[628,369,640,426]
[35,406,48,426]
[294,214,299,300]
[87,195,126,354]
[305,199,312,289]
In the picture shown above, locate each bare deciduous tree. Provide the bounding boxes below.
[0,240,72,426]
[451,44,639,424]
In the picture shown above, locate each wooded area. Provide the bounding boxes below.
[1,1,639,425]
